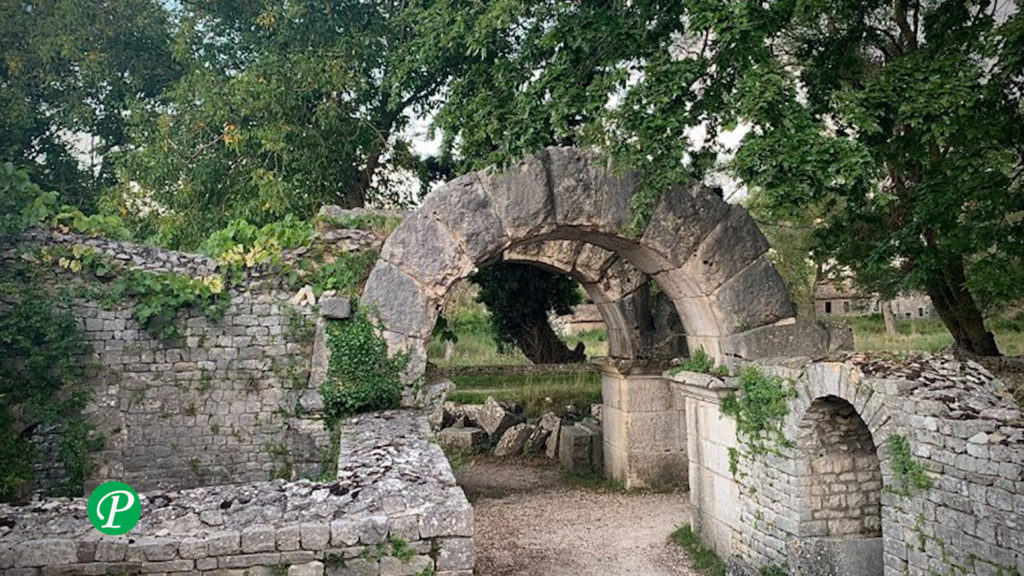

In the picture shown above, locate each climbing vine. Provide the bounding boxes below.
[720,366,797,469]
[320,308,408,429]
[38,245,227,340]
[0,273,103,502]
[885,434,934,496]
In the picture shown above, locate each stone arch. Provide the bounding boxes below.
[501,239,687,362]
[361,146,805,381]
[792,396,883,538]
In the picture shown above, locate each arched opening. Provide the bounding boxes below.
[791,395,883,575]
[795,396,882,538]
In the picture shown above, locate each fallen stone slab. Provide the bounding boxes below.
[493,424,534,457]
[476,397,524,438]
[438,427,487,452]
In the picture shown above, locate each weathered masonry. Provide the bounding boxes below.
[676,355,1024,576]
[361,146,847,488]
[360,147,1024,574]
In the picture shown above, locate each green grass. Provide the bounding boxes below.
[446,371,601,419]
[670,524,728,576]
[849,314,1024,356]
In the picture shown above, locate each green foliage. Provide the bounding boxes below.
[670,349,729,378]
[720,367,797,459]
[39,244,226,339]
[886,434,934,496]
[199,216,314,259]
[0,0,179,209]
[115,0,466,248]
[470,263,582,361]
[0,278,102,501]
[0,164,130,241]
[669,524,727,576]
[430,0,1024,355]
[308,251,380,298]
[320,310,408,429]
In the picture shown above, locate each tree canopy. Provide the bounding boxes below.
[430,0,1024,355]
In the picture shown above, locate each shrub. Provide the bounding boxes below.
[320,310,408,429]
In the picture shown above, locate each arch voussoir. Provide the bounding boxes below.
[380,212,475,299]
[680,204,771,296]
[547,147,637,234]
[711,257,796,333]
[419,173,511,264]
[640,182,731,267]
[479,150,557,239]
[361,260,436,340]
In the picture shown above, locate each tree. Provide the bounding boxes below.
[471,263,585,364]
[0,0,179,210]
[116,0,483,248]
[430,0,1024,356]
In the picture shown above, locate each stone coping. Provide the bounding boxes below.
[0,411,475,575]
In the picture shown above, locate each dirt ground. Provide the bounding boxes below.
[455,457,700,576]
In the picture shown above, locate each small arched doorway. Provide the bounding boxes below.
[791,395,883,575]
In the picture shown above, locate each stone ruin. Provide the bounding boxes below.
[1,146,1022,576]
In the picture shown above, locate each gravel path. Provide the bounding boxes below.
[456,458,699,576]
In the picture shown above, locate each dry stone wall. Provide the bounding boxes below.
[2,228,372,495]
[674,354,1024,576]
[0,411,475,576]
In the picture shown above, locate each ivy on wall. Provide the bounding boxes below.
[0,271,103,502]
[886,434,934,496]
[320,309,408,429]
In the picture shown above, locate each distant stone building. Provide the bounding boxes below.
[815,281,933,319]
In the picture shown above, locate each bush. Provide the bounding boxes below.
[0,284,102,501]
[320,310,408,429]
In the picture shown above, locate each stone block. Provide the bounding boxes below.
[378,555,432,576]
[205,532,241,556]
[360,262,432,339]
[420,173,509,262]
[319,297,351,320]
[719,320,829,362]
[493,424,533,458]
[559,423,598,473]
[358,515,389,546]
[787,537,884,576]
[437,427,486,452]
[435,538,475,572]
[325,557,379,576]
[419,500,474,538]
[15,539,78,567]
[301,523,331,550]
[480,149,556,238]
[475,397,523,439]
[241,525,277,553]
[288,561,325,576]
[379,213,473,298]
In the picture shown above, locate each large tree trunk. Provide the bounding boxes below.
[514,311,586,364]
[881,300,897,335]
[924,257,1001,356]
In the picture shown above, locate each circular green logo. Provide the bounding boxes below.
[87,481,141,535]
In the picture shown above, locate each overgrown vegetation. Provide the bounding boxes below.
[470,263,586,364]
[886,434,934,496]
[320,309,408,429]
[669,349,730,378]
[720,367,797,470]
[669,524,727,576]
[0,278,103,502]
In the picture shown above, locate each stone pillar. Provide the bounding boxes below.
[668,370,740,558]
[596,359,687,490]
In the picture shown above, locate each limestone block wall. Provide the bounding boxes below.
[675,355,1024,576]
[2,229,355,494]
[598,362,688,489]
[669,371,741,557]
[0,412,475,576]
